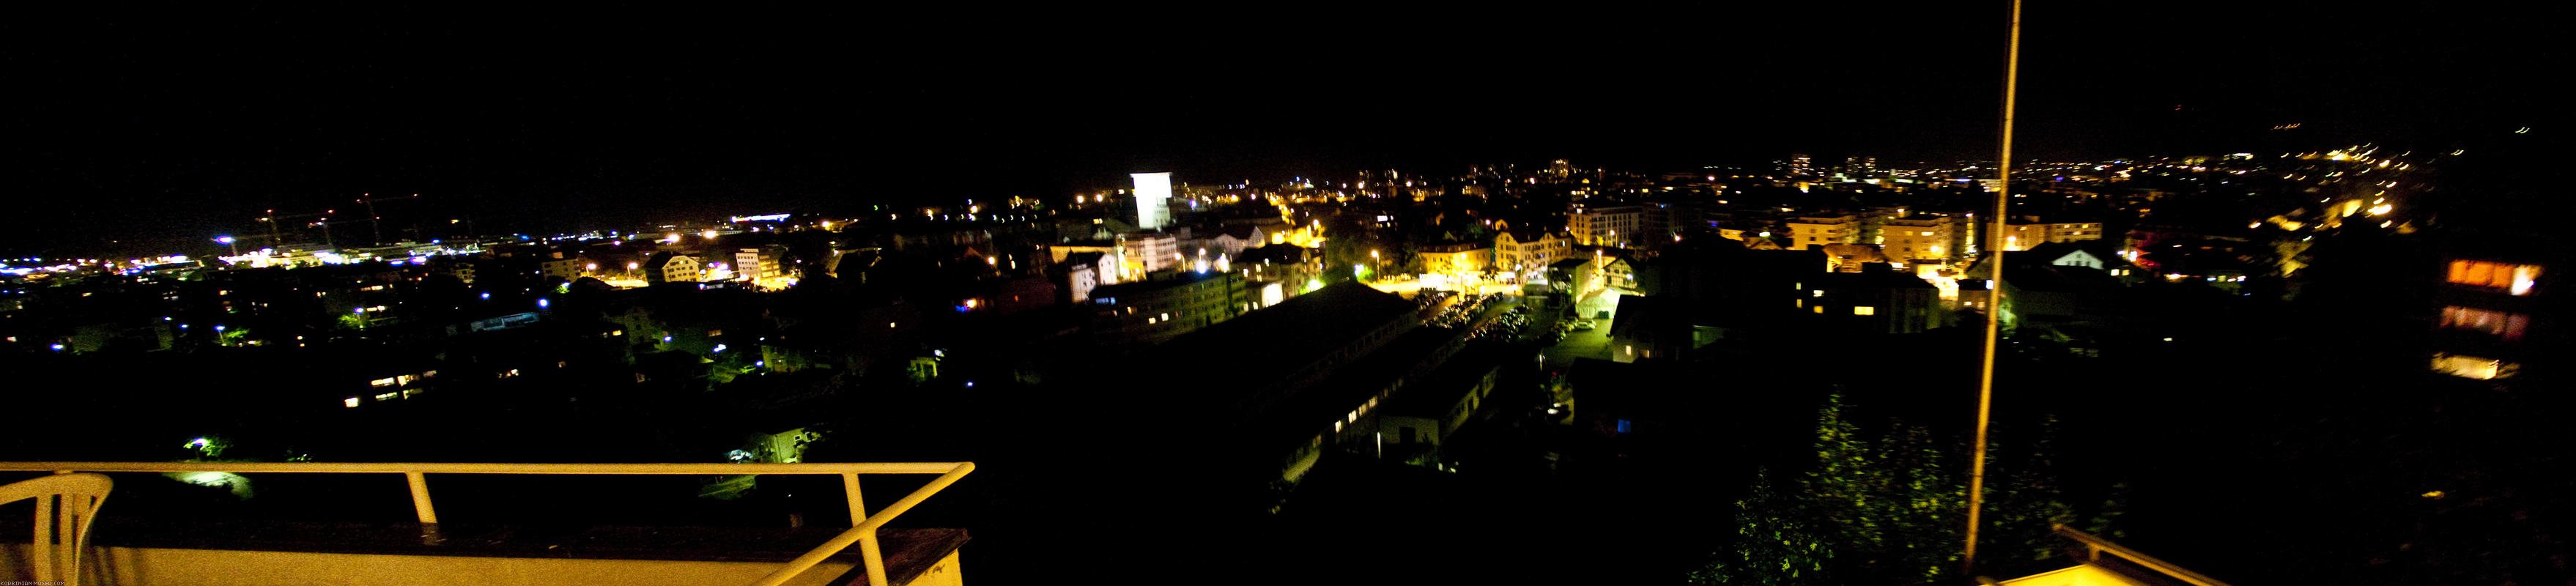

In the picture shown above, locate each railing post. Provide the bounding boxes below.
[859,532,888,586]
[404,471,439,524]
[842,472,867,525]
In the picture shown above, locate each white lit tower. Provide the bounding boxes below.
[1130,172,1173,230]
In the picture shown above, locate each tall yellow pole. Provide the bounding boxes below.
[1966,0,2022,577]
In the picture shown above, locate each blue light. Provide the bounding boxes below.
[711,344,727,354]
[536,298,550,308]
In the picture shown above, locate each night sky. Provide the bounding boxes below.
[4,4,2551,257]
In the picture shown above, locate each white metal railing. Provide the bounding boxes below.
[0,461,975,586]
[2051,524,2233,586]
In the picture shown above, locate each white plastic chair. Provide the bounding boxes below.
[1,473,112,586]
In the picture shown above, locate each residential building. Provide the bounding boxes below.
[1418,242,1492,277]
[2430,240,2557,380]
[1569,204,1644,248]
[1999,217,2106,251]
[1879,215,1961,264]
[1087,271,1246,346]
[1785,215,1861,247]
[1495,228,1574,277]
[643,251,703,284]
[732,245,790,281]
[1116,231,1180,279]
[1806,263,1946,335]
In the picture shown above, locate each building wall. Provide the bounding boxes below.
[1419,247,1492,276]
[1089,273,1245,345]
[1117,233,1180,278]
[1787,215,1860,247]
[2000,222,2105,251]
[1569,205,1643,247]
[1879,217,1958,263]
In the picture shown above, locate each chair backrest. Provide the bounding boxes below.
[0,473,113,586]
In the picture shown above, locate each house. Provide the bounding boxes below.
[1495,228,1574,278]
[642,251,702,284]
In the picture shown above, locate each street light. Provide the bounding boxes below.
[214,236,237,256]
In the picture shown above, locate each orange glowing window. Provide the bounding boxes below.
[2447,260,2542,295]
[2440,305,2528,342]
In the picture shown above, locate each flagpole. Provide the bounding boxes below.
[1965,0,2022,577]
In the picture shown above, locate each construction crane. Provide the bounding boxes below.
[258,209,335,248]
[353,193,423,245]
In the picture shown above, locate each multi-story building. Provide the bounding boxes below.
[1417,242,1492,277]
[1805,264,1946,335]
[1879,215,1960,264]
[1130,171,1173,230]
[1495,228,1574,277]
[540,256,594,282]
[1116,231,1180,279]
[1998,218,2106,251]
[643,251,702,284]
[1087,271,1246,346]
[731,245,789,281]
[2431,248,2553,380]
[1568,204,1644,248]
[1785,215,1861,248]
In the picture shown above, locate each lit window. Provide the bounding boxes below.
[2447,260,2542,295]
[2440,305,2529,342]
[375,393,399,401]
[371,377,397,387]
[1854,306,1876,316]
[344,397,360,408]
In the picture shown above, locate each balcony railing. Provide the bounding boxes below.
[1,461,974,586]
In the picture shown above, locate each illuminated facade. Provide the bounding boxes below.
[2430,255,2549,379]
[1417,242,1492,277]
[1879,215,1958,263]
[1495,229,1573,277]
[1998,220,2105,251]
[1116,231,1179,279]
[1087,272,1246,346]
[1786,215,1860,247]
[643,251,703,283]
[1569,205,1643,247]
[1130,172,1172,230]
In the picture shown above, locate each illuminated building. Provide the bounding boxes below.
[2430,242,2555,380]
[1788,152,1811,177]
[1130,171,1173,230]
[732,245,789,281]
[1086,271,1246,346]
[1879,215,1960,264]
[1568,204,1643,248]
[642,251,703,283]
[1785,215,1860,247]
[1495,228,1573,278]
[541,255,596,282]
[1052,251,1115,303]
[1996,218,2105,251]
[1114,231,1179,279]
[1416,242,1492,278]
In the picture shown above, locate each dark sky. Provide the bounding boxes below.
[2,4,2553,257]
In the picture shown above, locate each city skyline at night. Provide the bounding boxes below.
[4,6,2566,586]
